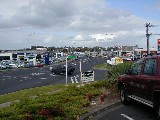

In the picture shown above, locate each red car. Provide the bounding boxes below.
[118,55,160,118]
[34,63,44,67]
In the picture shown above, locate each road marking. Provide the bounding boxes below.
[71,75,79,83]
[50,74,59,76]
[22,77,29,79]
[121,114,134,120]
[3,76,12,78]
[40,78,47,80]
[74,76,78,83]
[71,77,74,83]
[31,73,44,76]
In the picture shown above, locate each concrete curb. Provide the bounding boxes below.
[80,100,121,120]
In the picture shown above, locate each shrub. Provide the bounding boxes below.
[0,79,117,119]
[87,93,93,101]
[90,80,111,88]
[106,61,134,83]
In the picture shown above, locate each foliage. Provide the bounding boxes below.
[0,84,66,104]
[94,63,106,69]
[90,80,112,88]
[106,61,134,82]
[0,79,115,120]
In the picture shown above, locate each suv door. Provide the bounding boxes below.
[127,60,144,96]
[136,58,157,101]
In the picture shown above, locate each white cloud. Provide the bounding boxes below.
[90,34,114,42]
[75,35,83,41]
[44,36,52,43]
[0,0,160,49]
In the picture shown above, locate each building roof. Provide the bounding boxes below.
[135,48,157,51]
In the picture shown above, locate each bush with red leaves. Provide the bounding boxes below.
[38,109,52,117]
[64,98,71,103]
[87,93,93,101]
[38,107,64,118]
[100,93,107,102]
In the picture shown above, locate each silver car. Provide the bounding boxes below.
[0,62,7,69]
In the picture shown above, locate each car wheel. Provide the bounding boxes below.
[154,100,160,119]
[157,105,160,119]
[120,86,130,105]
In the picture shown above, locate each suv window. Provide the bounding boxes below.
[131,60,143,75]
[144,58,157,76]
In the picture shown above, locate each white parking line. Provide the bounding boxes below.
[50,74,59,76]
[121,114,134,120]
[40,78,47,80]
[22,77,29,79]
[31,73,44,76]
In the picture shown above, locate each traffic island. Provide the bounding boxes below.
[80,92,120,120]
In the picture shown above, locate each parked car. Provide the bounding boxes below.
[107,57,123,65]
[16,61,25,68]
[24,61,34,68]
[50,65,75,75]
[118,55,160,118]
[34,62,44,67]
[82,70,94,77]
[1,60,11,69]
[9,61,19,68]
[0,62,7,69]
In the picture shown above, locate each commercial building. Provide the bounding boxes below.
[134,48,157,58]
[0,50,38,65]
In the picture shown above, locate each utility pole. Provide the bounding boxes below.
[145,23,152,55]
[145,23,160,55]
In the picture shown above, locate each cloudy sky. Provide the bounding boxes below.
[0,0,160,50]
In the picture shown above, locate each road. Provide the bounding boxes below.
[94,101,157,120]
[0,57,107,95]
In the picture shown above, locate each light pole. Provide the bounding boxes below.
[145,23,160,55]
[145,23,152,55]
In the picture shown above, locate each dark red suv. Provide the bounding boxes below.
[118,55,160,118]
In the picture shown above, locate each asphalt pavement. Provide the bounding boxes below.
[0,57,108,95]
